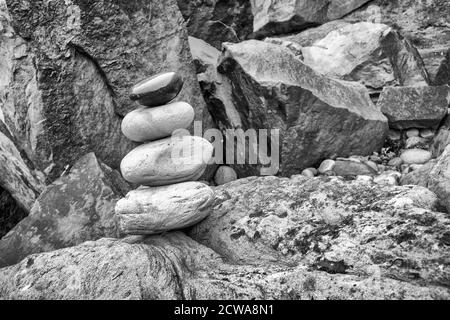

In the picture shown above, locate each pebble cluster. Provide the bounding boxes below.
[304,127,437,186]
[115,72,215,235]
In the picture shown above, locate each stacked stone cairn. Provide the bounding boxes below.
[115,72,215,235]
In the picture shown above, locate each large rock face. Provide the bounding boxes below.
[1,0,209,181]
[177,0,253,49]
[435,49,450,86]
[215,40,388,176]
[1,179,449,300]
[250,0,371,37]
[345,0,450,83]
[287,22,429,94]
[190,176,450,293]
[0,153,130,268]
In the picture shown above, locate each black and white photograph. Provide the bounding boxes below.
[0,0,449,308]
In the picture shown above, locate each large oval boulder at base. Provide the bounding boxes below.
[116,182,214,235]
[214,40,388,177]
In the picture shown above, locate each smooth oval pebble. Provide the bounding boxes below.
[130,72,183,107]
[318,159,335,174]
[214,166,238,185]
[400,149,432,165]
[120,135,214,186]
[116,182,214,235]
[121,102,194,142]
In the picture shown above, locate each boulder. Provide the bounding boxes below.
[334,159,377,176]
[434,49,450,86]
[400,149,432,165]
[215,40,388,176]
[429,145,450,212]
[116,182,214,235]
[250,0,371,37]
[121,102,195,142]
[129,72,183,107]
[0,123,44,212]
[1,0,209,181]
[377,86,449,130]
[0,153,130,268]
[285,22,429,94]
[189,176,449,295]
[214,166,238,185]
[2,232,448,300]
[120,136,214,186]
[345,1,450,83]
[400,160,437,188]
[177,0,253,49]
[432,116,450,158]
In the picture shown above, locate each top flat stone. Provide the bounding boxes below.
[130,72,184,107]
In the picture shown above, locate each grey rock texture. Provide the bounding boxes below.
[1,0,209,181]
[429,145,450,213]
[0,186,28,239]
[250,0,371,37]
[345,0,450,83]
[287,21,429,94]
[215,40,387,176]
[178,0,253,49]
[0,153,130,268]
[0,230,448,300]
[191,176,450,294]
[378,86,449,130]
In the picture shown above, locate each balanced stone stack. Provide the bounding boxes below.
[115,72,215,235]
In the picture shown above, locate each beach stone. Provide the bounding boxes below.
[120,136,214,186]
[334,160,377,177]
[356,175,373,183]
[400,149,432,165]
[214,166,238,185]
[388,157,403,167]
[130,72,184,107]
[400,160,437,187]
[405,136,428,149]
[374,173,398,186]
[420,129,435,139]
[121,102,195,142]
[387,129,401,141]
[116,182,214,235]
[406,128,420,138]
[318,159,336,174]
[301,168,317,178]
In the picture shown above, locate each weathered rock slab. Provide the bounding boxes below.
[0,153,130,268]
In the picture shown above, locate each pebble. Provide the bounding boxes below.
[387,129,401,141]
[130,72,183,107]
[318,159,335,174]
[400,149,432,165]
[406,128,419,138]
[116,182,214,235]
[365,160,378,173]
[409,164,424,171]
[334,160,377,176]
[356,175,374,183]
[388,157,403,167]
[301,168,316,178]
[120,135,214,186]
[419,129,435,139]
[374,174,398,186]
[121,102,194,142]
[214,166,238,185]
[405,136,427,149]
